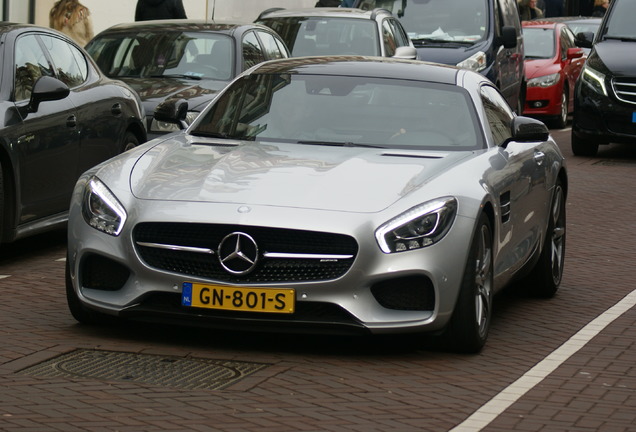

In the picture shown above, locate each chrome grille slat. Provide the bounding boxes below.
[612,77,636,105]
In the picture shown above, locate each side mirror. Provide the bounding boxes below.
[575,31,594,49]
[566,47,584,60]
[28,76,70,113]
[501,26,517,49]
[393,46,418,60]
[154,98,189,129]
[506,116,549,146]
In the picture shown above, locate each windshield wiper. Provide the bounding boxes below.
[411,38,475,46]
[297,140,385,148]
[149,74,202,80]
[191,131,230,139]
[603,36,636,42]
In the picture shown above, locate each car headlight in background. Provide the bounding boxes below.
[149,111,199,133]
[527,72,560,88]
[581,65,607,96]
[82,177,127,236]
[457,51,487,72]
[376,197,457,253]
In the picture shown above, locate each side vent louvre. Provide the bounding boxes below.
[500,191,511,224]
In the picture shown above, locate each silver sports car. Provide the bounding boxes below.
[66,56,567,353]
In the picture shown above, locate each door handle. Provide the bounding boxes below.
[111,103,122,115]
[534,151,545,166]
[66,115,77,128]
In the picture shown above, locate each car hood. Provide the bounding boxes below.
[524,58,559,79]
[414,43,481,65]
[129,138,471,213]
[593,40,636,76]
[119,77,228,113]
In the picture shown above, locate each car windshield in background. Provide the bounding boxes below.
[359,0,487,43]
[86,31,234,80]
[192,73,483,150]
[260,17,380,56]
[603,0,636,40]
[523,28,555,59]
[565,21,600,36]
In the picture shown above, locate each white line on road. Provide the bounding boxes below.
[450,288,636,432]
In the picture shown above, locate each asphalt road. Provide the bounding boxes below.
[1,127,635,432]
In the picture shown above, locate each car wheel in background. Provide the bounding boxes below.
[571,130,599,156]
[444,213,493,353]
[553,88,568,129]
[522,179,566,298]
[121,131,140,153]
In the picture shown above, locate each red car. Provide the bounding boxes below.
[522,21,585,128]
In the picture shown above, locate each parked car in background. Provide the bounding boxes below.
[0,23,146,245]
[66,56,567,354]
[255,7,416,59]
[539,16,602,55]
[353,0,526,113]
[572,0,636,156]
[85,21,290,140]
[522,20,585,128]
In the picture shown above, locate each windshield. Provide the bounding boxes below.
[522,28,555,59]
[86,31,234,80]
[602,0,636,40]
[566,21,600,37]
[357,0,488,43]
[192,73,483,151]
[258,17,380,56]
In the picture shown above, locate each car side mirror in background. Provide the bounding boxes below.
[393,46,418,60]
[501,26,517,49]
[504,116,550,147]
[575,32,594,49]
[28,76,70,113]
[154,98,189,130]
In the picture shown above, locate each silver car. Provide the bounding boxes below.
[66,56,567,353]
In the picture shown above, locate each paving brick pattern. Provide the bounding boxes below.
[1,130,635,431]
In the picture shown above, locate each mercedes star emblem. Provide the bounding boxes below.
[218,232,259,275]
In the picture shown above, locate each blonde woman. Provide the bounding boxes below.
[592,0,609,16]
[49,0,94,47]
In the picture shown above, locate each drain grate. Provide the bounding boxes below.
[19,349,269,390]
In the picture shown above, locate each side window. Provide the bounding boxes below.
[257,31,285,60]
[381,20,397,56]
[480,85,514,146]
[40,35,88,88]
[242,31,266,71]
[561,27,576,60]
[14,34,54,101]
[388,19,408,47]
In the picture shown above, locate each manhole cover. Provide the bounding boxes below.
[19,349,269,390]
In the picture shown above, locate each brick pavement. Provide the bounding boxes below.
[1,130,635,432]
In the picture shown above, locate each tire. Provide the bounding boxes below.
[121,131,139,153]
[522,179,566,298]
[444,213,493,353]
[571,130,599,157]
[65,258,112,325]
[552,88,568,129]
[0,162,4,245]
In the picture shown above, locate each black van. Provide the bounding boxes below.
[571,0,636,157]
[353,0,526,112]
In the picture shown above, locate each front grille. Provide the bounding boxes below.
[133,223,358,283]
[612,77,636,105]
[370,276,435,311]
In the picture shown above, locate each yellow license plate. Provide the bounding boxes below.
[182,282,295,313]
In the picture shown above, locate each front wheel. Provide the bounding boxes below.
[121,131,139,153]
[571,131,599,157]
[443,213,493,353]
[552,88,568,129]
[522,179,566,298]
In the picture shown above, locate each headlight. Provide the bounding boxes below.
[149,111,199,133]
[457,51,487,72]
[376,197,457,253]
[82,177,127,236]
[527,72,560,88]
[581,65,607,96]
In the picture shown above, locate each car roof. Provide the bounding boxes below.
[95,20,270,36]
[256,7,391,21]
[530,16,602,25]
[248,56,463,85]
[522,20,561,29]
